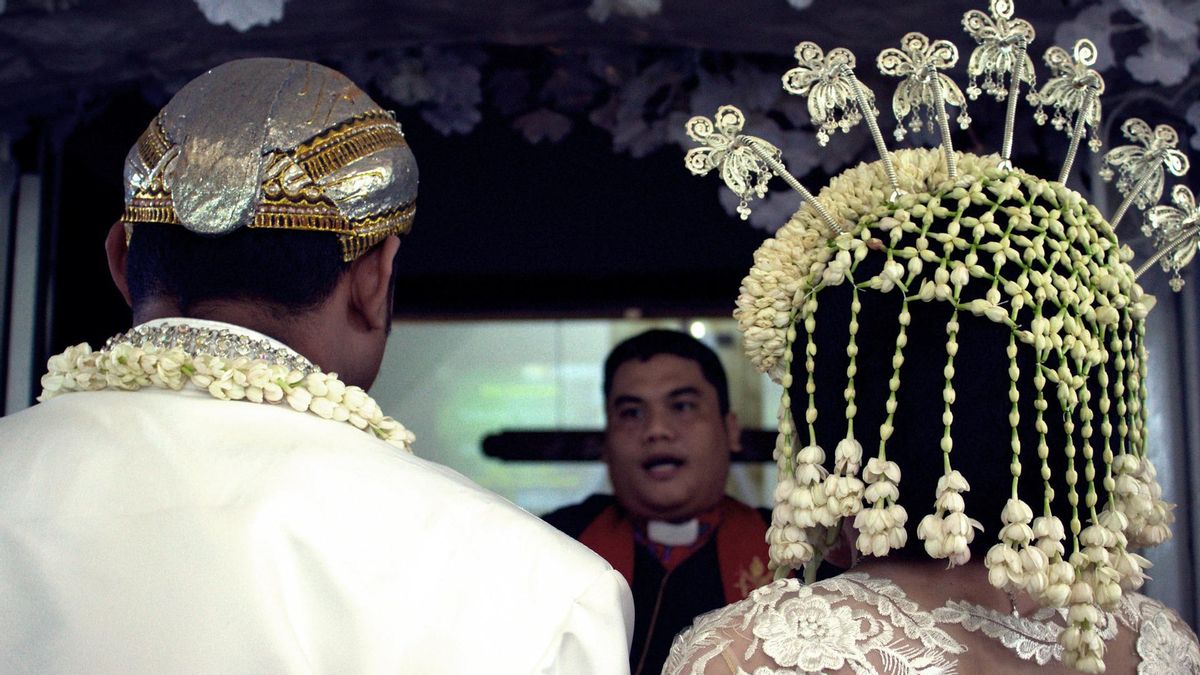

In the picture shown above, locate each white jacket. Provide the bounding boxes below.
[0,370,632,673]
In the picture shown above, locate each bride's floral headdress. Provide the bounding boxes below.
[684,2,1195,671]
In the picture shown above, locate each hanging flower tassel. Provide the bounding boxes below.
[824,436,865,521]
[768,479,816,573]
[1097,508,1151,592]
[767,320,821,575]
[1062,523,1122,673]
[1110,454,1150,535]
[985,498,1045,594]
[854,457,908,557]
[919,470,983,565]
[1127,457,1175,547]
[1033,515,1074,607]
[1058,499,1105,671]
[788,444,834,530]
[1061,585,1106,673]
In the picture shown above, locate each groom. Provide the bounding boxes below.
[0,58,632,674]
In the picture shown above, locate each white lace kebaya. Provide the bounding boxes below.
[39,318,415,452]
[665,573,1200,675]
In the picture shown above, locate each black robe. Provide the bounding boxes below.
[543,494,772,675]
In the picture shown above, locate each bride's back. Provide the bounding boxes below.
[665,563,1198,674]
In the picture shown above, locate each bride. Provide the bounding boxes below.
[665,151,1200,672]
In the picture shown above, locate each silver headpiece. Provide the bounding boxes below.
[123,58,419,261]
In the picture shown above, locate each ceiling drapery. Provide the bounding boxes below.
[1,0,1197,229]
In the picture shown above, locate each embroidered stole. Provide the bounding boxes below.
[579,497,773,602]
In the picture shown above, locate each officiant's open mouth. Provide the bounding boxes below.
[643,454,686,480]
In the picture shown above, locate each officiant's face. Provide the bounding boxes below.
[604,354,741,522]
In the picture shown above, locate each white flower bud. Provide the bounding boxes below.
[287,387,314,412]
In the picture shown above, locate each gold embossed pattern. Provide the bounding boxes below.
[122,105,416,262]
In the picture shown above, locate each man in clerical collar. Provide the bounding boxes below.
[543,329,775,675]
[0,58,632,674]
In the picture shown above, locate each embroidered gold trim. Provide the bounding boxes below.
[123,196,180,226]
[135,113,171,171]
[123,197,415,257]
[252,191,346,229]
[248,200,417,261]
[337,202,417,260]
[292,111,408,181]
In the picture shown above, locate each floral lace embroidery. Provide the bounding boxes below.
[666,572,1199,674]
[1125,593,1200,674]
[932,599,1117,666]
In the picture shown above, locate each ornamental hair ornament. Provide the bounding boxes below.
[1139,185,1200,290]
[1031,39,1105,184]
[684,105,846,233]
[878,32,970,179]
[783,43,904,200]
[1101,119,1190,230]
[962,0,1036,169]
[683,2,1195,671]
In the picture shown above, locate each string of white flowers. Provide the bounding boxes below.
[1134,320,1150,457]
[1097,327,1116,514]
[767,314,816,576]
[1026,294,1074,608]
[38,342,415,452]
[854,247,910,559]
[821,281,866,555]
[1078,355,1100,532]
[921,187,993,567]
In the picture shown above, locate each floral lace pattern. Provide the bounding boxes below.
[665,572,1200,675]
[1126,593,1200,674]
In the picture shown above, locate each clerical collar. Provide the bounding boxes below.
[634,501,726,570]
[647,518,700,546]
[105,317,318,374]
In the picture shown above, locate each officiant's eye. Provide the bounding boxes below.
[671,399,698,414]
[615,405,645,421]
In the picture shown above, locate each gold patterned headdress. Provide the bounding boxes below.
[122,58,419,262]
[684,2,1195,671]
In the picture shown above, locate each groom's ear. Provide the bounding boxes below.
[106,221,133,308]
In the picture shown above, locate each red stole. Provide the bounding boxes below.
[578,497,774,602]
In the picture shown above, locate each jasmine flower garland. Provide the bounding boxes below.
[733,147,1165,672]
[38,342,415,452]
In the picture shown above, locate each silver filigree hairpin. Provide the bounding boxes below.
[1138,185,1200,290]
[1031,38,1104,183]
[783,42,903,200]
[1101,119,1190,229]
[783,43,862,147]
[684,105,845,233]
[878,32,970,179]
[963,0,1036,169]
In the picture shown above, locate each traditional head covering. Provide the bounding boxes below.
[122,58,418,261]
[683,2,1195,672]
